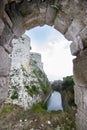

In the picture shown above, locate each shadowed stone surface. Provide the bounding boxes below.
[73,49,87,87]
[0,19,5,36]
[80,26,87,48]
[0,46,11,76]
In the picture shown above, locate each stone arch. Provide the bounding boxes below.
[0,0,87,130]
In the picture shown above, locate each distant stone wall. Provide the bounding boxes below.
[30,52,43,71]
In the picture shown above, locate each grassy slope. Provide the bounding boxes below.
[0,103,76,130]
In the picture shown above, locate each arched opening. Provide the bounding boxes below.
[24,24,76,112]
[8,25,75,101]
[25,25,75,81]
[2,24,76,129]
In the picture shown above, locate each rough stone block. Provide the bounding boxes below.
[3,11,13,28]
[0,19,5,36]
[0,23,14,53]
[73,51,87,86]
[65,19,83,40]
[82,87,87,111]
[38,7,46,26]
[76,109,87,130]
[0,77,8,107]
[65,19,84,55]
[54,11,70,34]
[46,5,57,25]
[74,85,83,109]
[70,36,83,56]
[70,42,79,56]
[13,21,24,37]
[0,46,11,76]
[80,26,87,48]
[24,13,39,30]
[54,17,67,34]
[74,84,87,112]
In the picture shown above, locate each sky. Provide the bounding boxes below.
[25,25,75,81]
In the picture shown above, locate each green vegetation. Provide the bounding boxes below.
[52,76,76,109]
[21,60,50,97]
[33,67,50,95]
[62,76,75,107]
[11,90,18,99]
[30,102,47,113]
[62,76,74,93]
[0,104,14,116]
[27,85,39,97]
[0,103,76,130]
[60,112,76,130]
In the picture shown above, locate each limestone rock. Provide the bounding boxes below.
[65,19,84,55]
[0,77,8,107]
[0,24,14,53]
[30,52,43,71]
[10,34,31,71]
[73,49,87,86]
[46,5,57,25]
[54,12,70,34]
[80,26,87,48]
[70,36,83,56]
[76,109,87,130]
[3,11,13,28]
[0,46,11,76]
[0,19,5,36]
[74,85,83,109]
[7,35,50,110]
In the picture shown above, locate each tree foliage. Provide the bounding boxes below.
[62,76,74,93]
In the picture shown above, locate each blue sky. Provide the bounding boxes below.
[25,25,75,81]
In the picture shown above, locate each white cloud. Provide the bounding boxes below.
[25,26,75,81]
[30,38,74,81]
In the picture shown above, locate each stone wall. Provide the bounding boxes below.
[10,34,31,71]
[7,35,50,110]
[73,49,87,130]
[0,0,87,129]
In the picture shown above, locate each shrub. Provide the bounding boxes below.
[30,102,47,113]
[62,76,74,93]
[11,90,18,99]
[27,85,39,97]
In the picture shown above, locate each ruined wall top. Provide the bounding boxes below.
[30,52,43,71]
[11,34,31,71]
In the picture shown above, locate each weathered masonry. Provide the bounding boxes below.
[0,0,87,130]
